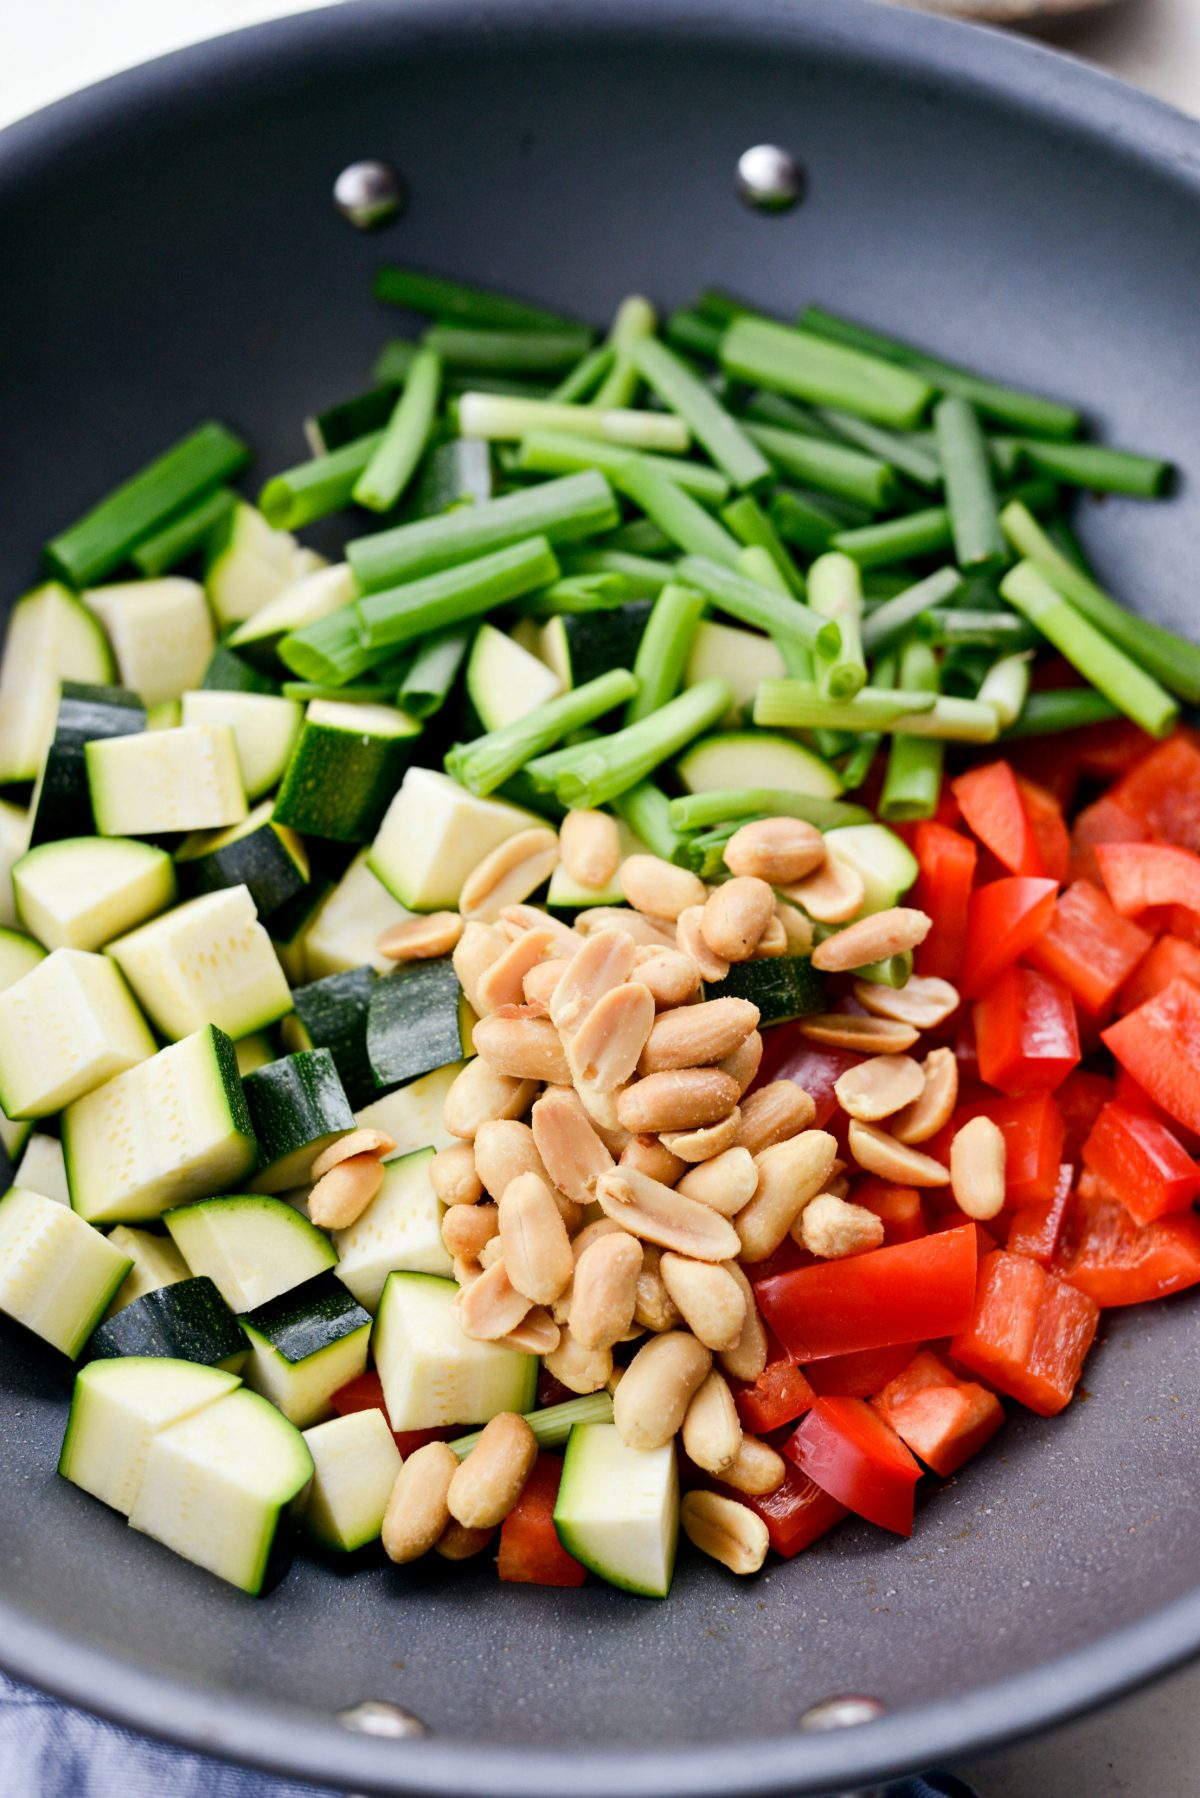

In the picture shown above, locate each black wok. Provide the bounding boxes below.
[1,1,1199,1791]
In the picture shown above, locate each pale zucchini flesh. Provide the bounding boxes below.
[334,1146,451,1312]
[164,1194,337,1312]
[181,689,304,801]
[85,578,214,706]
[13,836,177,953]
[107,885,292,1042]
[554,1423,680,1598]
[369,767,541,910]
[373,1271,537,1432]
[58,1355,241,1515]
[0,1186,132,1357]
[0,948,156,1118]
[87,725,248,837]
[0,584,114,784]
[104,1225,192,1317]
[302,1409,401,1552]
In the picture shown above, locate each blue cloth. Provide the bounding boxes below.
[0,1671,976,1797]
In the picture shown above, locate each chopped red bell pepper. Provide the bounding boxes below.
[756,1037,863,1130]
[938,1091,1065,1208]
[718,1465,847,1559]
[730,1341,815,1434]
[755,1226,978,1363]
[1053,1069,1115,1163]
[1115,934,1200,1015]
[1096,841,1200,919]
[1102,978,1200,1136]
[1054,1180,1200,1308]
[871,1349,1004,1477]
[952,762,1044,877]
[1005,1163,1074,1267]
[1081,1102,1200,1225]
[912,821,977,982]
[498,1454,588,1587]
[1015,777,1071,883]
[329,1370,461,1457]
[950,1249,1098,1416]
[973,964,1081,1095]
[784,1397,922,1536]
[1024,879,1152,1018]
[804,1341,923,1399]
[852,1177,926,1245]
[1068,716,1159,781]
[1068,794,1148,887]
[1109,732,1200,851]
[959,877,1059,1000]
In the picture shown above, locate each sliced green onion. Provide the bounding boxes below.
[1000,688,1121,738]
[976,650,1033,729]
[614,781,680,860]
[260,429,384,530]
[632,336,770,492]
[999,559,1178,738]
[916,609,1038,649]
[1001,499,1200,703]
[768,488,842,558]
[625,582,707,724]
[667,789,865,833]
[515,572,636,615]
[447,667,638,797]
[745,421,897,510]
[814,408,942,491]
[880,638,942,821]
[421,324,593,372]
[350,470,617,592]
[720,316,933,429]
[526,678,732,808]
[808,554,867,699]
[371,339,421,387]
[450,1393,614,1459]
[664,310,724,362]
[353,347,442,513]
[591,295,657,409]
[515,430,730,504]
[556,548,671,599]
[373,266,577,331]
[456,392,688,451]
[853,950,914,989]
[46,421,249,586]
[357,536,561,649]
[798,306,1081,439]
[882,695,1002,742]
[129,487,236,577]
[606,518,674,556]
[837,652,896,793]
[720,495,805,598]
[548,343,615,404]
[934,396,1004,570]
[754,682,935,731]
[860,566,963,654]
[307,384,399,455]
[615,460,741,564]
[939,645,992,699]
[396,626,471,718]
[1006,438,1171,498]
[676,554,837,658]
[277,608,381,686]
[832,478,1058,569]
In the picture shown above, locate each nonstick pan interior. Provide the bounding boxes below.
[1,2,1199,1792]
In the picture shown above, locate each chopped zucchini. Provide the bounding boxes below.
[227,561,356,656]
[181,690,303,801]
[270,877,333,985]
[824,822,919,915]
[0,926,46,990]
[235,1032,275,1077]
[164,1193,336,1311]
[703,955,825,1024]
[28,681,146,847]
[14,836,176,952]
[14,1133,70,1206]
[145,700,181,730]
[676,731,842,798]
[244,1048,355,1192]
[0,948,155,1118]
[84,577,215,705]
[554,1423,679,1598]
[353,1060,464,1153]
[86,1275,247,1371]
[240,1274,372,1426]
[466,621,562,729]
[0,802,30,930]
[105,1225,191,1315]
[59,1355,241,1515]
[302,1409,401,1552]
[539,602,652,690]
[86,724,248,837]
[684,621,786,721]
[176,801,309,919]
[63,1025,258,1224]
[205,501,319,627]
[0,1186,132,1357]
[285,965,377,1109]
[107,885,292,1042]
[368,767,540,910]
[0,583,115,784]
[274,701,422,843]
[373,1271,537,1431]
[334,1146,451,1312]
[366,958,472,1089]
[200,642,281,695]
[303,849,412,979]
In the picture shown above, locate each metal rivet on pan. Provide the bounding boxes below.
[735,144,805,213]
[337,1699,428,1738]
[333,160,406,230]
[799,1693,886,1731]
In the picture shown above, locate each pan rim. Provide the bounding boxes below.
[2,0,1199,1789]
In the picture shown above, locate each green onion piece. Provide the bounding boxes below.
[884,695,1002,742]
[373,266,576,331]
[129,487,236,577]
[614,781,680,860]
[976,650,1033,729]
[664,310,724,362]
[514,572,635,615]
[515,430,730,504]
[741,388,843,441]
[880,638,943,821]
[527,679,733,808]
[695,288,749,327]
[420,324,593,373]
[853,950,914,989]
[307,385,399,456]
[729,547,811,679]
[607,518,673,556]
[448,667,638,796]
[260,430,384,531]
[371,339,421,387]
[450,1393,614,1459]
[814,409,942,491]
[353,347,442,514]
[667,789,865,832]
[626,582,707,724]
[1042,515,1092,574]
[999,559,1179,738]
[832,478,1058,570]
[939,645,991,699]
[720,316,933,429]
[798,306,1082,440]
[746,421,897,510]
[1004,438,1171,498]
[1000,688,1121,738]
[281,681,394,702]
[615,460,741,564]
[934,396,1004,570]
[556,548,671,600]
[456,392,689,451]
[1000,499,1200,704]
[350,470,618,593]
[808,554,867,699]
[396,626,471,718]
[916,609,1039,649]
[768,488,841,558]
[721,496,805,598]
[671,822,744,878]
[46,421,249,587]
[860,566,963,654]
[356,536,561,650]
[277,608,381,686]
[591,296,658,410]
[632,336,771,492]
[754,682,934,731]
[676,555,837,658]
[548,343,616,405]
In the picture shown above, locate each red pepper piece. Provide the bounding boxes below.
[1068,794,1148,887]
[852,1177,926,1245]
[784,1397,921,1536]
[870,1348,1004,1477]
[498,1454,588,1587]
[950,1248,1098,1416]
[1081,1102,1200,1225]
[717,1464,847,1559]
[1116,934,1200,1015]
[1096,841,1200,918]
[730,1341,815,1434]
[1006,1163,1073,1266]
[1102,977,1200,1136]
[1025,879,1152,1018]
[1068,717,1159,781]
[952,762,1044,877]
[755,1226,978,1363]
[912,821,977,982]
[1015,776,1070,883]
[1053,1069,1115,1163]
[1109,732,1200,852]
[757,1036,863,1130]
[804,1341,923,1399]
[1055,1176,1200,1307]
[973,964,1080,1095]
[959,877,1058,1000]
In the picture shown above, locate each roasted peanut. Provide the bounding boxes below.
[620,854,707,921]
[441,1201,499,1262]
[544,1327,613,1394]
[631,946,703,1009]
[736,1130,839,1262]
[717,1262,769,1382]
[453,921,509,1014]
[447,1413,538,1530]
[700,877,775,963]
[523,956,569,1006]
[382,1441,459,1564]
[720,1029,763,1096]
[833,1054,926,1123]
[775,899,815,955]
[473,1119,549,1201]
[443,1058,537,1139]
[847,1119,950,1186]
[784,852,864,924]
[751,915,788,958]
[377,912,463,962]
[594,1166,741,1261]
[499,1172,574,1306]
[723,816,827,885]
[677,1147,759,1216]
[638,997,760,1074]
[308,1154,384,1229]
[612,1331,712,1450]
[660,1109,743,1162]
[454,1258,532,1340]
[473,1006,571,1084]
[576,907,678,949]
[800,1193,886,1258]
[311,1128,395,1179]
[430,1142,484,1207]
[811,906,932,973]
[854,972,960,1030]
[569,982,656,1091]
[434,1520,496,1561]
[682,1369,743,1475]
[659,1254,747,1352]
[620,1135,687,1186]
[550,928,637,1039]
[633,1243,682,1333]
[736,1080,817,1155]
[719,1434,786,1497]
[560,809,622,891]
[891,1046,959,1144]
[460,828,559,921]
[500,1307,562,1355]
[797,1013,919,1054]
[616,1068,741,1134]
[676,905,729,983]
[680,1490,769,1575]
[950,1114,1007,1220]
[570,1230,643,1349]
[531,1085,615,1204]
[476,927,561,1014]
[499,904,581,954]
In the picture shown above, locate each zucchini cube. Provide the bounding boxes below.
[107,884,291,1042]
[0,947,155,1117]
[0,1186,132,1357]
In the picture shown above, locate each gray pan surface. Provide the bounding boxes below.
[0,1,1198,1792]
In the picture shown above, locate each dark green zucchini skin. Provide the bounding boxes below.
[242,1274,370,1365]
[29,682,146,847]
[558,600,653,688]
[366,956,465,1088]
[181,818,309,917]
[243,1048,354,1166]
[84,1276,246,1368]
[703,956,825,1025]
[273,720,420,844]
[202,643,280,695]
[291,966,379,1109]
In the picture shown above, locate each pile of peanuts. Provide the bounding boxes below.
[356,810,1006,1578]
